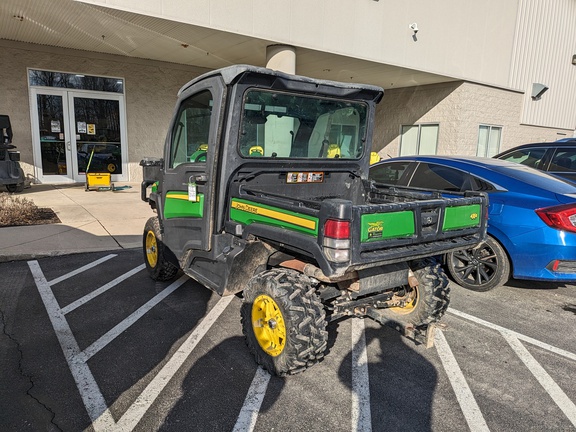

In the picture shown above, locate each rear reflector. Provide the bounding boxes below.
[535,204,576,233]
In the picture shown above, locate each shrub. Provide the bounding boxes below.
[0,193,59,227]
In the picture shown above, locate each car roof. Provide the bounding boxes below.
[372,155,576,195]
[494,139,576,157]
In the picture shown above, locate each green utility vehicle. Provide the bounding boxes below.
[140,65,487,376]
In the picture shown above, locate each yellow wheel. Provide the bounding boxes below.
[379,258,449,328]
[251,294,286,357]
[145,230,158,268]
[241,269,328,376]
[143,217,178,281]
[390,286,418,315]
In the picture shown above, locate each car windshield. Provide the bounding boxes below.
[493,163,576,193]
[239,89,368,159]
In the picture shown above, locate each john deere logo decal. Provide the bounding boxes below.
[470,213,478,220]
[367,221,384,239]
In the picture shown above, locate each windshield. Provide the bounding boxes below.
[239,89,368,159]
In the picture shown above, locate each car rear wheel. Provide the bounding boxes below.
[446,235,510,291]
[241,269,328,376]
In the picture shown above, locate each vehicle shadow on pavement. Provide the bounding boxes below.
[160,335,284,431]
[503,279,569,290]
[338,324,436,432]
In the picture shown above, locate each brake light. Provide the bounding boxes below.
[535,204,576,233]
[324,219,350,239]
[323,219,351,263]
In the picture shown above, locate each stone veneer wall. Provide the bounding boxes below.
[0,40,207,183]
[373,81,572,159]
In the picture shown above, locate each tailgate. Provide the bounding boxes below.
[349,191,487,267]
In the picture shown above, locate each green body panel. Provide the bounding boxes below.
[164,191,204,219]
[360,211,415,242]
[442,204,481,231]
[230,198,318,236]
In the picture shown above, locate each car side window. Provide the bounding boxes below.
[409,163,472,191]
[497,148,547,169]
[169,90,213,168]
[549,148,576,172]
[368,161,411,185]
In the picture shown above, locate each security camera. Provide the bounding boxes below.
[409,23,419,33]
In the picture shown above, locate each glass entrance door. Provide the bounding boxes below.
[31,89,73,182]
[69,92,126,182]
[31,89,127,183]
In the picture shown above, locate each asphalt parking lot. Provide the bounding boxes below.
[1,249,576,431]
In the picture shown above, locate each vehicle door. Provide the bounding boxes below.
[546,147,576,183]
[496,147,548,171]
[407,162,474,192]
[161,78,224,256]
[368,161,414,185]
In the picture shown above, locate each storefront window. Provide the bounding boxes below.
[29,70,124,94]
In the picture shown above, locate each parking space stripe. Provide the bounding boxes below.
[60,264,145,315]
[435,330,490,432]
[449,309,576,362]
[48,254,117,286]
[232,367,271,432]
[28,260,116,431]
[501,331,576,427]
[351,318,372,432]
[115,295,235,431]
[79,275,189,362]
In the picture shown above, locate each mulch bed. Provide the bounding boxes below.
[0,192,61,227]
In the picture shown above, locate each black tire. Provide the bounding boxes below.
[446,235,510,291]
[6,183,23,193]
[241,269,328,377]
[378,257,450,330]
[143,216,179,281]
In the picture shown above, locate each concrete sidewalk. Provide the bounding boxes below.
[0,183,155,262]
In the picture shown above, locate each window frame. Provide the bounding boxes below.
[477,124,503,157]
[399,123,440,156]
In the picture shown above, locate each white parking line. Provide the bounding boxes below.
[115,295,235,431]
[79,275,189,362]
[28,260,116,431]
[232,367,271,432]
[60,264,145,314]
[48,254,117,286]
[31,256,236,432]
[351,318,372,432]
[434,329,490,432]
[502,331,576,428]
[449,309,576,362]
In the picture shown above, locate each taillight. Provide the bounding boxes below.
[323,219,351,263]
[535,204,576,233]
[324,219,350,239]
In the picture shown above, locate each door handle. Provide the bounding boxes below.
[193,174,208,184]
[66,141,71,151]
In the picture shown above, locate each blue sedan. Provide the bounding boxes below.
[369,155,576,291]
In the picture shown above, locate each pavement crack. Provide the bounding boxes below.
[0,307,63,432]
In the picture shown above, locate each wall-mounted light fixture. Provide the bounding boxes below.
[572,54,576,65]
[409,23,419,34]
[531,83,549,100]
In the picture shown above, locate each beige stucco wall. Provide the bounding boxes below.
[374,81,571,158]
[0,40,207,183]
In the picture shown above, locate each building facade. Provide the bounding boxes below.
[0,0,574,184]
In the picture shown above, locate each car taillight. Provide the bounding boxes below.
[535,204,576,233]
[323,219,351,263]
